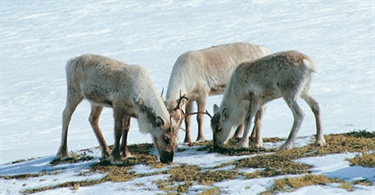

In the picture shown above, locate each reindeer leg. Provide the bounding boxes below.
[89,105,111,158]
[250,106,266,144]
[120,116,132,158]
[183,100,193,143]
[234,103,264,141]
[237,102,259,148]
[110,108,125,163]
[237,112,255,148]
[301,92,326,146]
[234,123,244,138]
[280,98,304,150]
[196,97,207,141]
[57,89,83,159]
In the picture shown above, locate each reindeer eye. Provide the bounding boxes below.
[216,128,222,133]
[163,135,170,144]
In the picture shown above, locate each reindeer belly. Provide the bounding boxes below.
[81,84,114,107]
[249,82,282,102]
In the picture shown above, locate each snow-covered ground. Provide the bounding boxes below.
[1,0,374,194]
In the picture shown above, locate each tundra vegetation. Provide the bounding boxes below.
[1,130,374,194]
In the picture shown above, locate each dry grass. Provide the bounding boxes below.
[263,174,374,194]
[348,153,375,167]
[264,174,344,194]
[197,187,221,195]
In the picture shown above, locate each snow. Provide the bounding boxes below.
[0,0,374,194]
[295,153,375,183]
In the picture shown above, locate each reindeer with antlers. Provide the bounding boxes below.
[164,42,270,143]
[56,54,183,163]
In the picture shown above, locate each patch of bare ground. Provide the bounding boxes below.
[2,130,373,194]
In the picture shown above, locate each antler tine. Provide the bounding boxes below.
[179,127,187,132]
[204,110,213,118]
[160,87,164,98]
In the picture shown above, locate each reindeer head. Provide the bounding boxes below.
[152,116,179,163]
[136,94,179,164]
[152,93,188,163]
[164,92,188,130]
[211,104,234,150]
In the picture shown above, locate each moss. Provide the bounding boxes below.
[339,183,353,191]
[188,140,212,147]
[168,164,201,182]
[22,180,104,194]
[236,150,313,177]
[163,164,237,193]
[266,174,344,193]
[352,179,373,186]
[345,130,375,138]
[348,153,375,167]
[197,187,221,195]
[1,172,47,180]
[197,170,238,185]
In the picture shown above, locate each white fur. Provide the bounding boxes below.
[57,54,177,163]
[211,50,326,150]
[165,42,270,143]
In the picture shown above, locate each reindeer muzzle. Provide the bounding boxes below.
[160,151,174,163]
[212,137,223,151]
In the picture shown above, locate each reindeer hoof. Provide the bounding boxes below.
[121,151,132,158]
[196,135,206,141]
[279,143,292,150]
[315,139,326,147]
[56,147,70,159]
[183,138,192,144]
[236,142,249,149]
[126,155,136,160]
[107,156,123,165]
[251,142,263,148]
[56,152,71,160]
[102,150,111,159]
[54,155,72,162]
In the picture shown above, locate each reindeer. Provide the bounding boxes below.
[164,42,270,143]
[56,54,180,163]
[210,50,326,150]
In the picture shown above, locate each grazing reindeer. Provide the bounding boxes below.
[211,50,326,150]
[165,42,270,143]
[56,54,179,163]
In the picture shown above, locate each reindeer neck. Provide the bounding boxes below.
[165,76,189,104]
[131,70,170,129]
[220,75,248,126]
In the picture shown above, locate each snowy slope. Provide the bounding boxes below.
[0,0,374,194]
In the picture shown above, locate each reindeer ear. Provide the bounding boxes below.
[213,104,219,113]
[155,116,165,127]
[175,98,186,110]
[222,108,228,120]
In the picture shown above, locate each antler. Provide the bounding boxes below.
[174,90,188,111]
[184,110,213,119]
[171,91,213,133]
[177,110,212,132]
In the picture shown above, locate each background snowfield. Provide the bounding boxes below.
[0,0,374,194]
